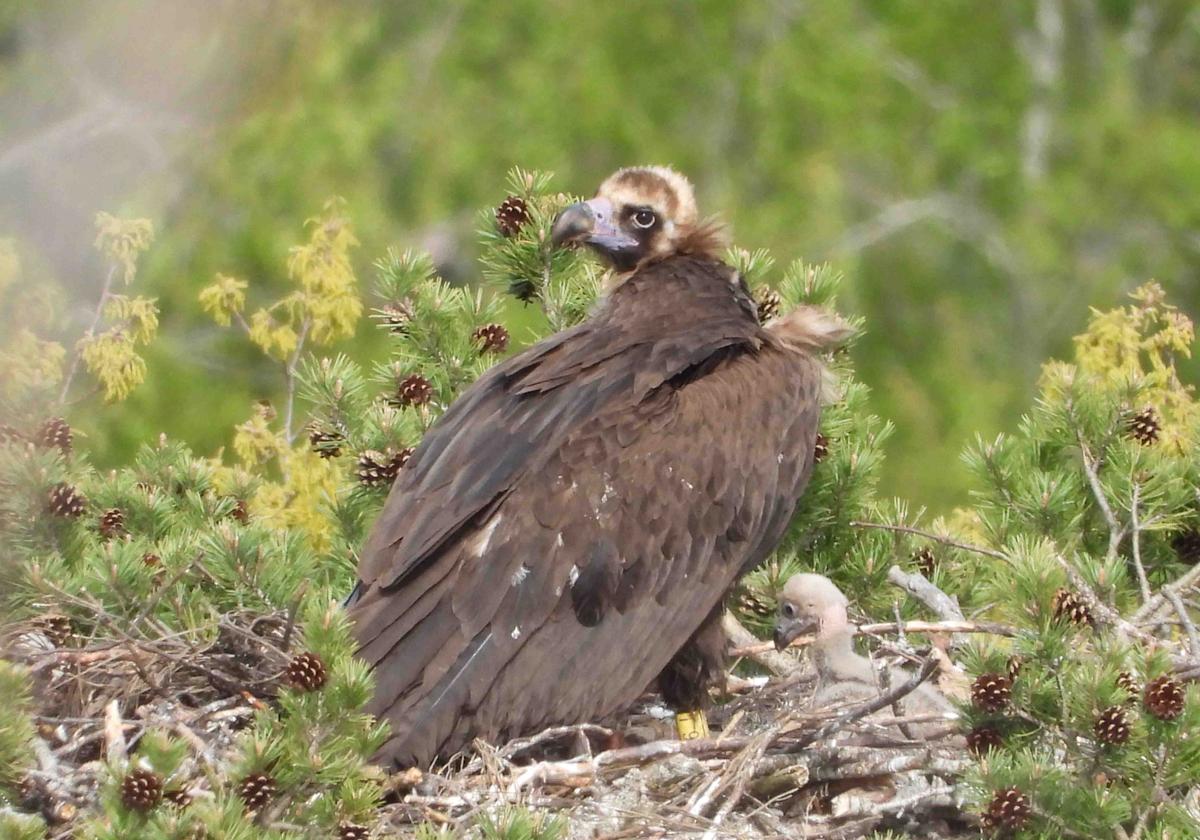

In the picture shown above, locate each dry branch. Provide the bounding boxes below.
[887,565,964,621]
[728,619,1014,658]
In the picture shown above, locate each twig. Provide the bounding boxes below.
[729,620,1015,658]
[59,264,117,404]
[550,659,943,772]
[784,657,940,752]
[829,780,956,818]
[1164,590,1200,660]
[699,715,792,836]
[1130,484,1152,605]
[280,580,308,652]
[103,700,127,765]
[849,520,1007,560]
[1077,433,1126,561]
[500,723,613,760]
[721,612,796,675]
[129,553,202,630]
[282,317,312,445]
[886,565,964,621]
[1132,564,1200,624]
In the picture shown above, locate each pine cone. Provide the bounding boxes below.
[1171,529,1200,565]
[98,507,127,540]
[142,552,161,568]
[229,498,250,524]
[395,373,433,407]
[392,447,415,472]
[966,725,1004,756]
[379,300,414,335]
[356,450,400,487]
[472,323,510,354]
[47,483,86,517]
[1127,406,1160,445]
[307,424,344,459]
[495,195,530,237]
[982,787,1031,832]
[338,823,371,840]
[120,769,163,812]
[1051,588,1094,627]
[237,773,276,811]
[813,433,829,464]
[755,288,782,323]
[912,546,937,577]
[732,586,774,620]
[1094,705,1131,745]
[163,787,192,808]
[1143,675,1185,721]
[1006,655,1023,682]
[285,651,328,692]
[1116,671,1140,703]
[33,613,73,647]
[971,673,1012,713]
[38,417,72,454]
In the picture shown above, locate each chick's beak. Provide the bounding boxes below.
[551,198,639,255]
[773,616,819,651]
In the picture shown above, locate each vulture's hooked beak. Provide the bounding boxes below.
[551,198,640,260]
[773,615,819,651]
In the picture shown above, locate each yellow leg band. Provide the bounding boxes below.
[675,710,710,740]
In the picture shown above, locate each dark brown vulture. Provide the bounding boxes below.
[348,166,848,767]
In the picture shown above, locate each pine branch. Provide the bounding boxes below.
[1131,563,1200,624]
[1077,432,1126,561]
[849,520,1008,560]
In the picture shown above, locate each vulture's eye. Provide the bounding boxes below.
[781,603,796,619]
[631,209,657,229]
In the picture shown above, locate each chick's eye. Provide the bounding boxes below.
[631,209,656,229]
[781,603,796,619]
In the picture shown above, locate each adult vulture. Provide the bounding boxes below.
[348,166,847,767]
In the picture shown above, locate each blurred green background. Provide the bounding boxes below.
[2,0,1198,510]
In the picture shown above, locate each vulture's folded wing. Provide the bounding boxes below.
[348,257,824,766]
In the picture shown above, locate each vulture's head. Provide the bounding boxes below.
[773,573,851,651]
[552,166,725,274]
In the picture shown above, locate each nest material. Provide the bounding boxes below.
[4,602,980,839]
[375,648,974,839]
[2,607,292,837]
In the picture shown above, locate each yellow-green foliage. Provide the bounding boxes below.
[0,328,65,402]
[76,212,159,402]
[202,198,362,362]
[198,273,248,327]
[1061,281,1196,450]
[0,244,66,405]
[285,198,362,346]
[200,200,364,551]
[93,212,154,285]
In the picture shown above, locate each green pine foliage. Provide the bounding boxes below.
[945,286,1200,837]
[0,660,35,791]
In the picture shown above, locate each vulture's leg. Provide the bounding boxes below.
[657,603,727,739]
